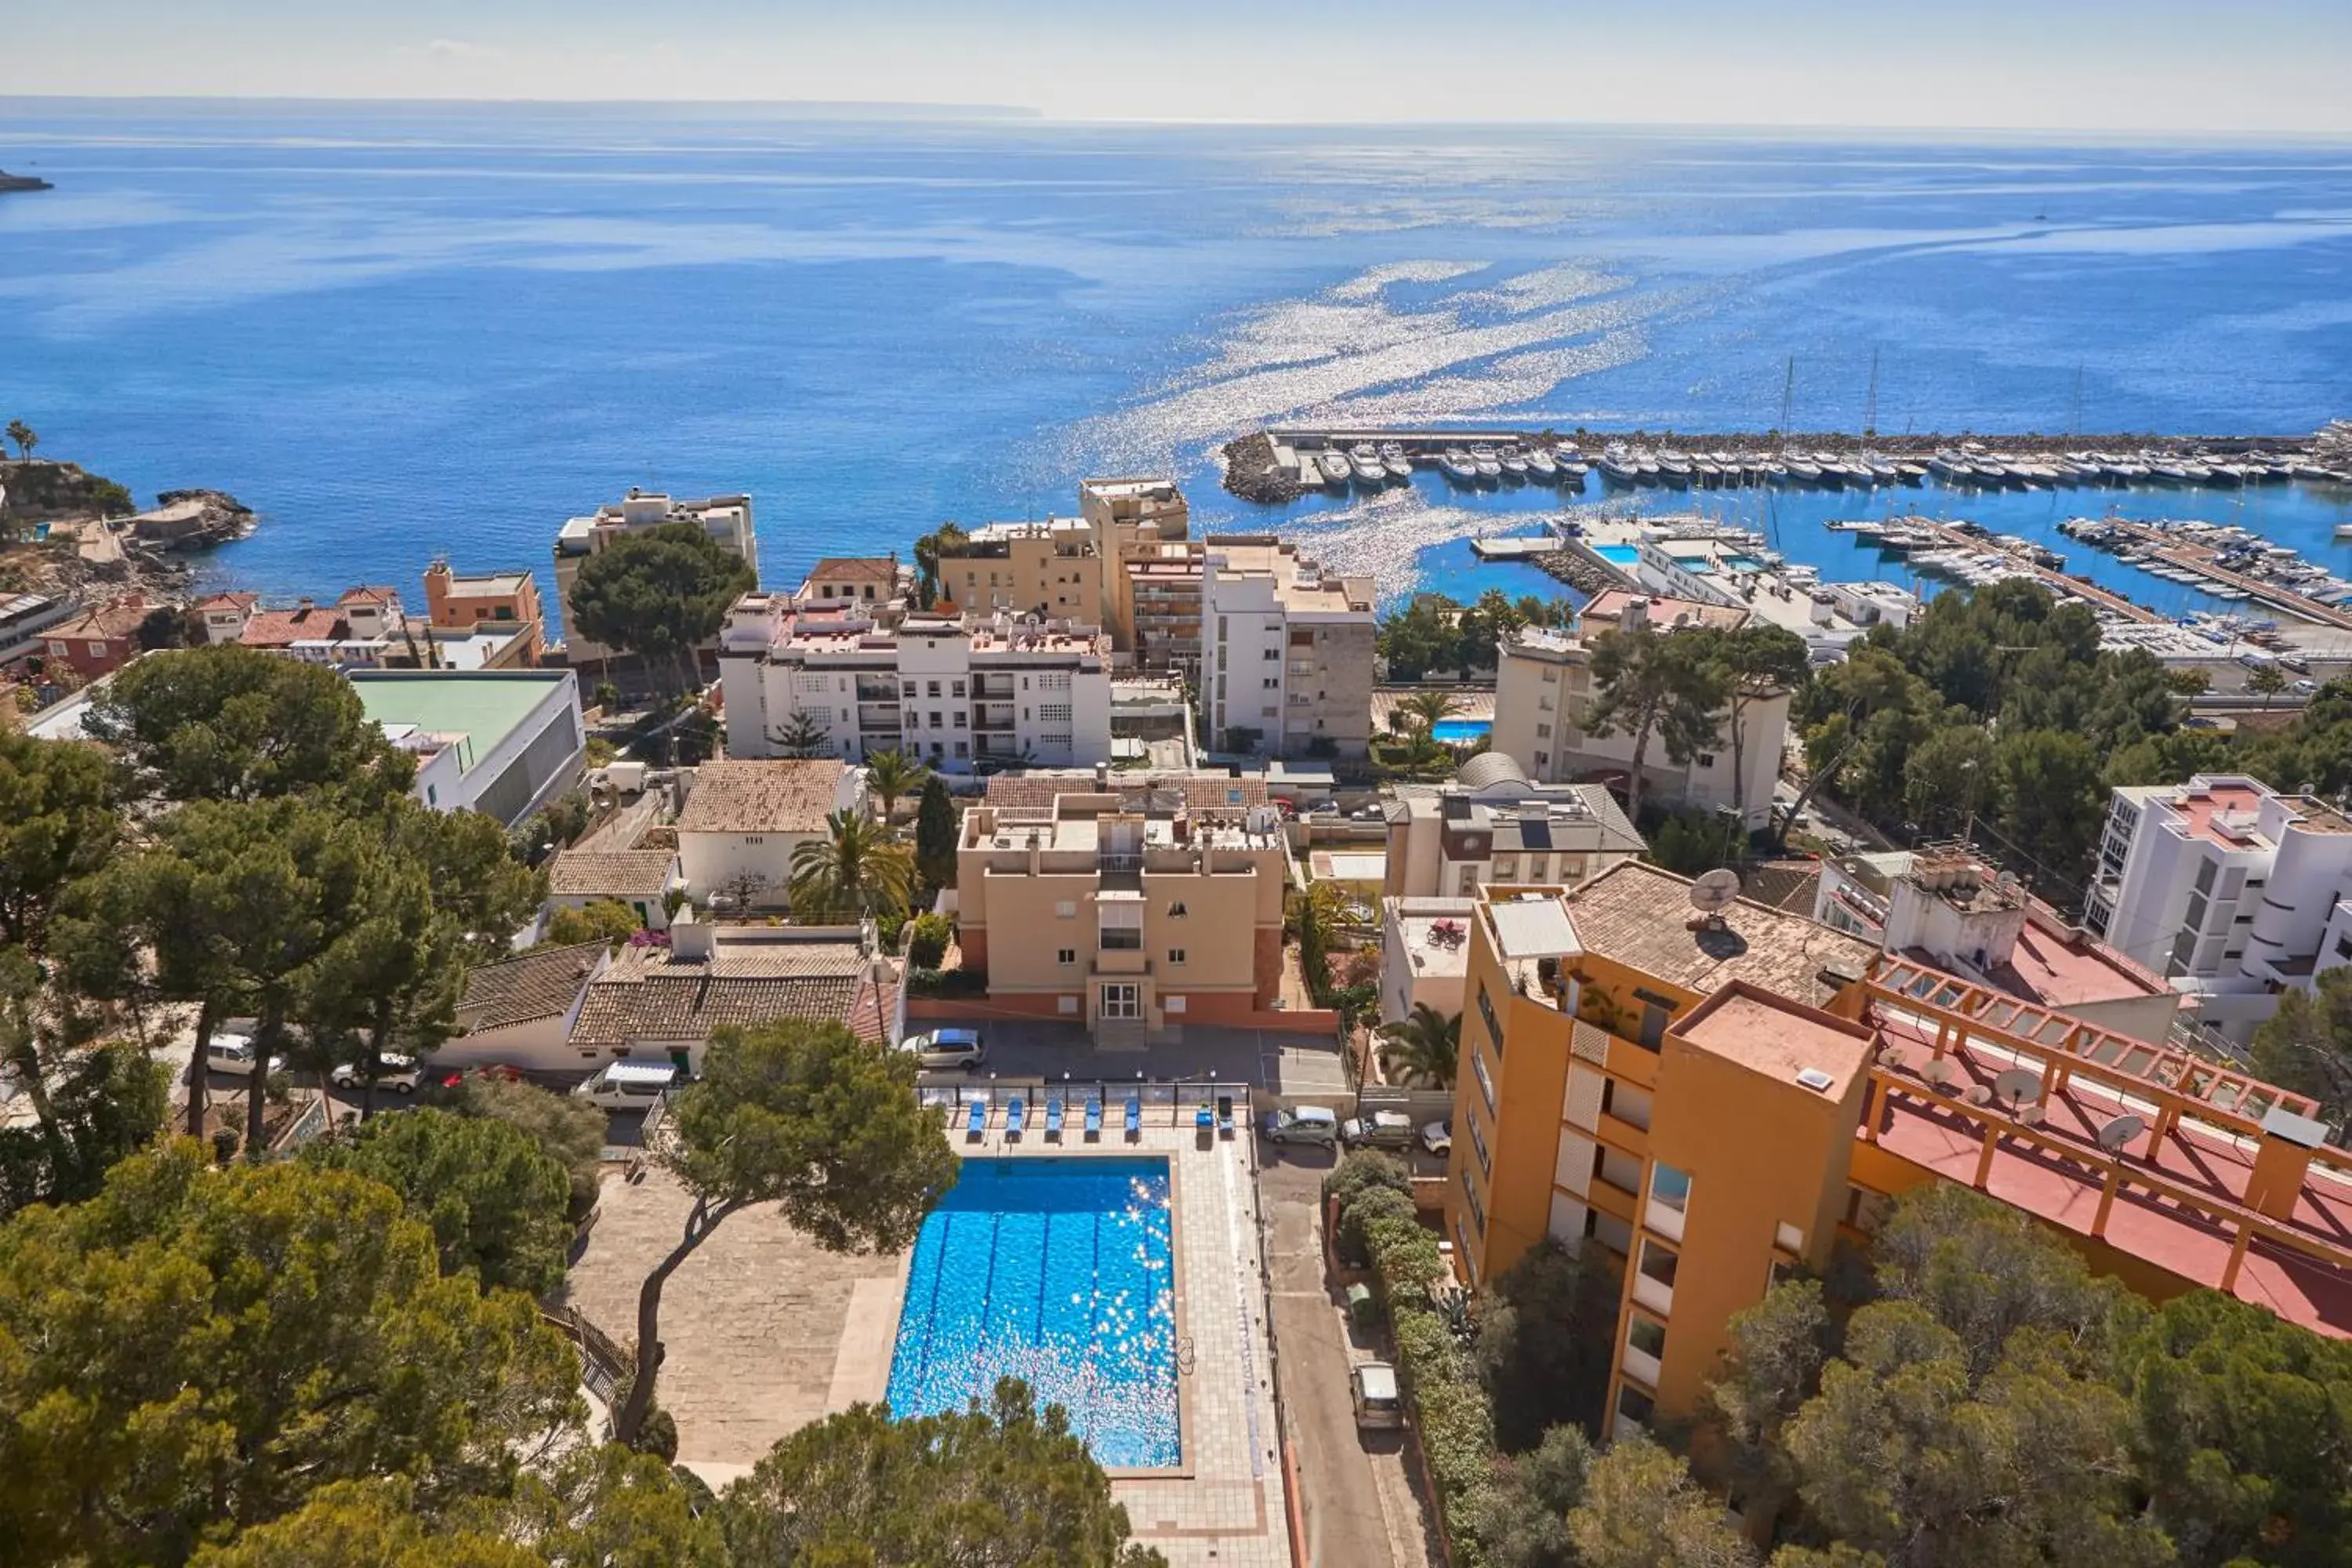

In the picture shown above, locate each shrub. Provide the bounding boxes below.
[903,912,953,971]
[906,967,986,1000]
[1323,1147,1412,1214]
[1338,1185,1419,1270]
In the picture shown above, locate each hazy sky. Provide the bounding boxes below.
[9,1,2352,133]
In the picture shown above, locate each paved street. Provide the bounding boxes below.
[1258,1147,1442,1568]
[914,1018,1353,1101]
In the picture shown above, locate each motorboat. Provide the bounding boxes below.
[1380,442,1414,481]
[1654,448,1693,487]
[1926,450,1973,483]
[2146,457,2189,485]
[1469,445,1503,481]
[1632,449,1662,479]
[1440,448,1479,484]
[1316,450,1352,487]
[1556,458,1590,485]
[1895,462,1929,485]
[1497,445,1530,479]
[1523,447,1559,481]
[1349,445,1388,485]
[1595,445,1641,485]
[1781,452,1823,484]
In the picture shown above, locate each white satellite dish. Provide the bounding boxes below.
[2096,1113,2146,1152]
[1992,1068,2041,1108]
[1688,868,1743,918]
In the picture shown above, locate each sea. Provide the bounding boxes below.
[5,100,2352,632]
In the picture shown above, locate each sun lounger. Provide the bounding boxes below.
[1046,1096,1065,1139]
[1195,1102,1214,1130]
[966,1098,985,1140]
[1124,1094,1142,1138]
[1084,1098,1103,1140]
[1006,1096,1025,1137]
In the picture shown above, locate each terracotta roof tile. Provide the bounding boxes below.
[676,760,848,835]
[238,606,349,648]
[546,848,679,899]
[457,941,607,1032]
[806,557,900,584]
[52,596,154,641]
[568,938,891,1051]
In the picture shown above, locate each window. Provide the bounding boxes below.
[1845,1185,1895,1236]
[903,681,917,699]
[929,742,944,758]
[953,740,968,758]
[1262,647,1279,661]
[742,835,766,846]
[1647,1162,1691,1242]
[1466,1106,1490,1175]
[1102,927,1142,950]
[1534,750,1549,768]
[1471,1045,1496,1115]
[1054,901,1077,917]
[1167,902,1188,919]
[1637,1001,1668,1051]
[1633,1239,1678,1314]
[1476,981,1501,1053]
[1774,1221,1806,1254]
[1039,702,1073,723]
[89,641,108,658]
[1696,752,1717,768]
[1615,1385,1654,1436]
[1100,983,1141,1020]
[950,680,966,698]
[1541,668,1558,683]
[1461,1170,1487,1235]
[1168,948,1187,964]
[1627,1315,1667,1367]
[1536,723,1552,739]
[1100,901,1143,950]
[1263,677,1279,689]
[927,681,942,698]
[1494,855,1519,879]
[1058,949,1076,965]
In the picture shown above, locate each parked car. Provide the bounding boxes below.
[1340,1109,1415,1149]
[1421,1120,1453,1157]
[1259,1105,1341,1146]
[205,1033,278,1078]
[2292,678,2319,695]
[437,1062,528,1090]
[572,1062,680,1110]
[903,1027,987,1071]
[330,1053,422,1094]
[1351,1362,1405,1430]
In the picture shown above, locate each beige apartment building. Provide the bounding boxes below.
[937,519,1105,628]
[955,784,1292,1034]
[1198,536,1377,760]
[1124,540,1206,677]
[1079,476,1191,653]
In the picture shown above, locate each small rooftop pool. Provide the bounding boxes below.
[1432,718,1492,744]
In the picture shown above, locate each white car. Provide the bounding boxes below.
[205,1033,278,1078]
[903,1028,987,1071]
[331,1053,422,1094]
[1421,1120,1453,1157]
[572,1061,681,1110]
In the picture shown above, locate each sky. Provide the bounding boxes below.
[6,0,2352,134]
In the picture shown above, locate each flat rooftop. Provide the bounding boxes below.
[2158,780,2278,850]
[1557,861,1877,1008]
[1987,914,2168,1007]
[1387,897,1478,980]
[1679,985,1875,1102]
[349,671,570,776]
[1583,590,1750,633]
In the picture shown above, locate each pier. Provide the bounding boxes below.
[1897,520,2161,624]
[2096,520,2352,631]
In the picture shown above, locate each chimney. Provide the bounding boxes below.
[1618,597,1650,634]
[670,918,714,963]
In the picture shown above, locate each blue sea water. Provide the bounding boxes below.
[5,102,2352,627]
[886,1155,1177,1469]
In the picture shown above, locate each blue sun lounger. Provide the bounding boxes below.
[1005,1096,1025,1138]
[966,1098,985,1140]
[1123,1094,1142,1139]
[1046,1095,1065,1140]
[1196,1099,1214,1131]
[1084,1097,1104,1140]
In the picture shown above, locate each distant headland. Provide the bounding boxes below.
[0,169,54,194]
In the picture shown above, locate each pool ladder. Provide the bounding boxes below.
[1176,1336,1197,1376]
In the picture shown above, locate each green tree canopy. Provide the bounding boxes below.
[449,1072,610,1220]
[2249,966,2352,1120]
[304,1108,574,1296]
[1566,1431,1757,1568]
[615,1016,956,1442]
[714,1378,1165,1566]
[85,644,412,805]
[546,898,646,948]
[1475,1237,1622,1450]
[863,747,927,827]
[1378,1001,1461,1089]
[914,772,959,893]
[568,521,756,698]
[0,728,120,951]
[1585,622,1728,823]
[0,1143,580,1566]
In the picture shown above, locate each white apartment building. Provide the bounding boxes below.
[717,594,1112,771]
[554,491,758,662]
[1382,753,1646,901]
[2082,774,2352,1039]
[1489,595,1789,831]
[1198,536,1376,760]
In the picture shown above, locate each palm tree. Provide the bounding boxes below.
[1379,1004,1461,1089]
[2247,662,2288,710]
[911,521,968,609]
[862,749,927,829]
[4,419,34,460]
[1399,688,1462,738]
[789,809,915,922]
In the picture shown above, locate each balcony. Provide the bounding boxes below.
[1094,946,1147,975]
[973,677,1017,702]
[1620,1342,1662,1392]
[856,702,902,730]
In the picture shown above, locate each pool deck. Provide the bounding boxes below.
[1370,685,1497,731]
[565,1112,1293,1567]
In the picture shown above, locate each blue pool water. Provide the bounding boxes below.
[1595,543,1643,565]
[887,1156,1178,1469]
[1432,719,1493,744]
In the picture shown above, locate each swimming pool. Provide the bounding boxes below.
[1595,543,1642,565]
[886,1157,1178,1468]
[1432,718,1492,743]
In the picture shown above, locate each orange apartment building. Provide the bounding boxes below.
[423,560,545,663]
[1445,862,2352,1446]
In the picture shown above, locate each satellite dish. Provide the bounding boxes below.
[1993,1068,2041,1107]
[1689,868,1743,916]
[2096,1113,2146,1152]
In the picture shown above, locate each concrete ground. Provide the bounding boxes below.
[1258,1146,1443,1568]
[919,1018,1352,1102]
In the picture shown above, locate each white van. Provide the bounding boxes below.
[903,1028,987,1071]
[572,1062,680,1110]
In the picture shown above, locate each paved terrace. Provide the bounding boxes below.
[1862,960,2352,1337]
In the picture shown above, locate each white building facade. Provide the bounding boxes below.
[717,596,1112,771]
[1198,538,1376,760]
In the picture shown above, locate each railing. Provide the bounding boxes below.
[918,1079,1254,1128]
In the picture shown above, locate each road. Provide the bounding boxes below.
[1258,1146,1442,1568]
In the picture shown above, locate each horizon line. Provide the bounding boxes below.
[3,93,2351,144]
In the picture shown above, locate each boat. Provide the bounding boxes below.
[1654,449,1693,487]
[1379,443,1414,481]
[1440,448,1479,484]
[1469,445,1503,481]
[1690,458,1721,484]
[1780,452,1822,485]
[1497,445,1530,480]
[2176,460,2215,484]
[2147,458,2189,485]
[1895,462,1929,485]
[1316,450,1352,487]
[1632,449,1662,479]
[1349,445,1388,485]
[1595,446,1641,485]
[1557,458,1590,485]
[1523,446,1559,481]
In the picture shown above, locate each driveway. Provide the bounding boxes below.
[1258,1147,1441,1568]
[917,1018,1352,1098]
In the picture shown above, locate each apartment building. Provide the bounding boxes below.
[717,595,1111,770]
[1490,594,1788,830]
[1446,865,2352,1451]
[1124,541,1206,677]
[936,519,1104,629]
[955,786,1291,1034]
[554,491,757,662]
[1198,536,1376,760]
[349,669,586,826]
[1383,753,1646,901]
[1080,476,1191,653]
[2082,773,2352,1040]
[1814,842,2181,1044]
[1378,895,1479,1025]
[794,557,909,622]
[423,560,545,662]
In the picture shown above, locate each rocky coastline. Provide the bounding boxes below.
[0,169,54,194]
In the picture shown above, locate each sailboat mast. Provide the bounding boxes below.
[1864,347,1881,439]
[1780,356,1795,443]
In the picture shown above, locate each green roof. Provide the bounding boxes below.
[350,672,570,777]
